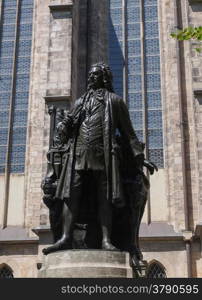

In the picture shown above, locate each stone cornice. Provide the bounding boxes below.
[194,89,202,96]
[188,0,202,4]
[49,1,72,11]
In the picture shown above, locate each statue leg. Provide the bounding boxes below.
[42,171,83,255]
[96,171,118,251]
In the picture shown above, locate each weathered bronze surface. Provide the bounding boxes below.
[41,63,157,262]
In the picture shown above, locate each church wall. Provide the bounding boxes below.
[1,0,202,278]
[189,0,202,223]
[0,176,5,227]
[7,175,25,226]
[24,0,73,235]
[149,169,168,221]
[0,243,38,278]
[142,240,188,278]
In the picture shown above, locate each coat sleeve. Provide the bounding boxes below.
[116,97,145,159]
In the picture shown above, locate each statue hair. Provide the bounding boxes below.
[87,62,114,92]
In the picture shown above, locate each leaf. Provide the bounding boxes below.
[195,48,202,53]
[170,33,177,38]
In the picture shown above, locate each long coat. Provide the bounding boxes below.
[55,89,144,207]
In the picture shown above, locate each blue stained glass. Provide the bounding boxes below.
[128,39,141,56]
[128,57,141,74]
[110,0,122,8]
[128,75,142,91]
[109,10,124,99]
[0,111,9,126]
[15,92,29,102]
[129,110,143,130]
[0,128,8,145]
[109,25,123,40]
[110,54,123,62]
[2,9,17,24]
[21,0,34,7]
[20,8,33,23]
[0,59,13,75]
[1,24,16,41]
[113,24,123,37]
[109,51,124,59]
[18,40,32,56]
[145,39,159,54]
[0,93,10,109]
[128,0,140,7]
[114,88,123,96]
[113,76,123,85]
[114,83,123,92]
[19,24,32,39]
[16,57,31,74]
[14,92,29,110]
[0,41,14,57]
[10,165,24,173]
[127,7,140,23]
[0,146,7,164]
[15,74,30,91]
[0,76,12,92]
[15,102,28,110]
[148,129,163,148]
[128,23,141,39]
[11,145,26,163]
[148,149,163,168]
[147,92,161,109]
[145,22,159,38]
[148,110,162,129]
[110,63,123,71]
[110,8,122,24]
[109,0,164,167]
[145,55,160,73]
[13,110,28,126]
[128,93,142,110]
[146,74,161,90]
[0,0,33,174]
[144,6,158,21]
[12,127,27,145]
[135,130,143,142]
[111,68,123,78]
[3,0,17,9]
[0,165,5,172]
[144,0,157,6]
[113,77,123,88]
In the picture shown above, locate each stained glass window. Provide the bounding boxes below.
[0,0,34,174]
[0,265,14,278]
[109,0,164,168]
[147,262,167,278]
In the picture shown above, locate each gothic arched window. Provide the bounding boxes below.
[0,0,34,174]
[109,0,164,169]
[146,261,167,278]
[0,264,14,278]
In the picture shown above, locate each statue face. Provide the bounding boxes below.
[88,66,104,89]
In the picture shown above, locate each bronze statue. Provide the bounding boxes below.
[42,63,157,259]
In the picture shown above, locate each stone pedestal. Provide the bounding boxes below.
[38,250,134,278]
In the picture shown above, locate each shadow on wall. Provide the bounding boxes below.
[108,16,124,97]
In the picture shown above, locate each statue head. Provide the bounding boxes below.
[87,62,114,92]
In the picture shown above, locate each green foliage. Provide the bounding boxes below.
[171,26,202,52]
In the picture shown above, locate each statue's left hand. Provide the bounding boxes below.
[143,159,158,175]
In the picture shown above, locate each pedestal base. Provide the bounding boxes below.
[38,250,134,278]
